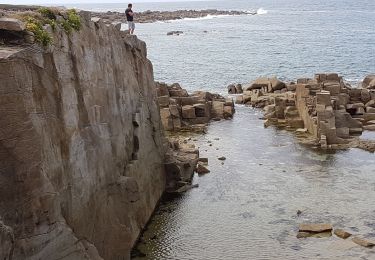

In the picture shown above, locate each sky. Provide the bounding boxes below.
[0,0,201,4]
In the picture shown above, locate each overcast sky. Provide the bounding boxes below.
[0,0,200,4]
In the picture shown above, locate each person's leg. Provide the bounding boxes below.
[131,22,135,34]
[128,22,132,34]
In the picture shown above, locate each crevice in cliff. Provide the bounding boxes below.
[68,37,90,129]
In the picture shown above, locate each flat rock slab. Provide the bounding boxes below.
[0,18,25,31]
[299,223,333,233]
[352,237,375,248]
[334,229,352,239]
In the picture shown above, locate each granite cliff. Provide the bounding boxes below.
[0,11,166,259]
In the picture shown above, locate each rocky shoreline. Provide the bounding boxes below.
[90,9,252,24]
[0,5,253,24]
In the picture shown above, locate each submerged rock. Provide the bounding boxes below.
[167,30,183,36]
[352,237,375,248]
[334,229,352,239]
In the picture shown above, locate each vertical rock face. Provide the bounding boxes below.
[0,14,165,259]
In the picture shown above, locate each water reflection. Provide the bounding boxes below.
[134,106,375,260]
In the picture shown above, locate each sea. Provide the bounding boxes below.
[66,0,375,93]
[66,1,375,259]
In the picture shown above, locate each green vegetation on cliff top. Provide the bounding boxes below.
[15,7,81,46]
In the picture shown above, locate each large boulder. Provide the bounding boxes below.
[235,84,243,94]
[228,83,243,94]
[223,105,235,118]
[0,18,25,31]
[362,75,375,88]
[227,84,236,94]
[269,77,286,91]
[361,89,371,103]
[155,82,170,96]
[246,77,285,92]
[246,77,269,90]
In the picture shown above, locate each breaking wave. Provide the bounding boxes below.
[245,8,268,15]
[256,8,268,15]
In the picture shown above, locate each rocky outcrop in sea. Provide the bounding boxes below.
[91,9,252,24]
[233,73,375,151]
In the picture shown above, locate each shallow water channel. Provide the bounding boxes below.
[134,106,375,260]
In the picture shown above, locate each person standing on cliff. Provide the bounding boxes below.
[126,3,135,34]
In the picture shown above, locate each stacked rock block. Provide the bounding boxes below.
[156,82,235,131]
[236,73,375,148]
[234,77,304,129]
[312,73,362,146]
[263,93,304,129]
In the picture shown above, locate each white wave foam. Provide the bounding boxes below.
[168,14,230,22]
[183,14,216,20]
[257,8,268,15]
[244,10,257,15]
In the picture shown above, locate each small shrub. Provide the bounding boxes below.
[38,7,57,20]
[25,17,52,46]
[46,19,57,31]
[14,8,81,46]
[61,20,72,33]
[62,9,81,33]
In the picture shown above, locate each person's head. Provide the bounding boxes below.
[128,3,132,8]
